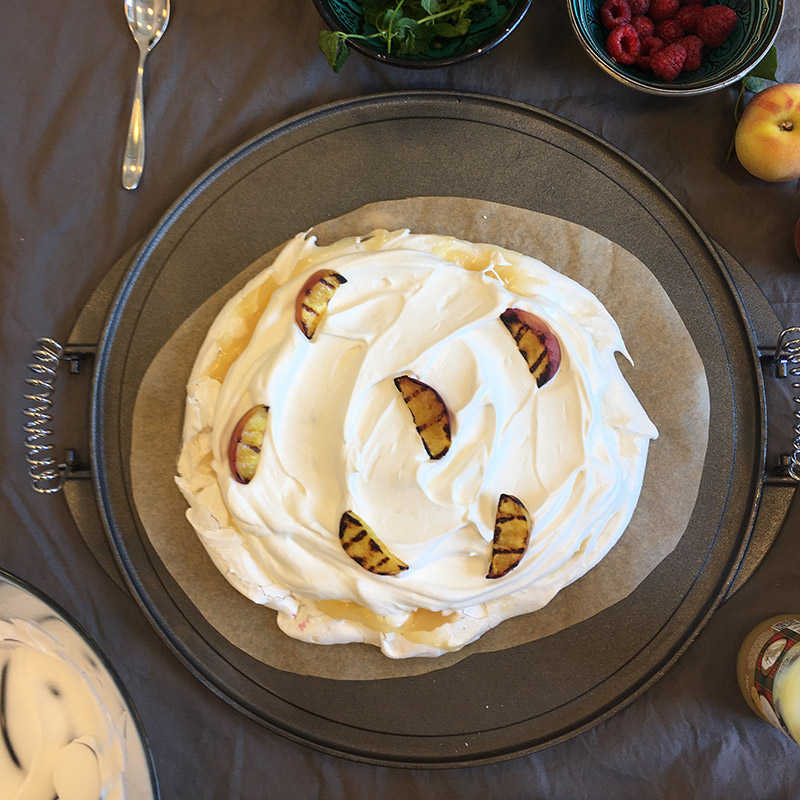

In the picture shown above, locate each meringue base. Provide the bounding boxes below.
[131,197,708,679]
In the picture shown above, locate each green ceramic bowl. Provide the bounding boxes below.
[313,0,532,68]
[567,0,784,95]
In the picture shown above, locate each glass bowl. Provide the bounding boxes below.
[0,569,159,799]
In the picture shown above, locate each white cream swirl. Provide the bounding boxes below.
[0,618,129,800]
[177,230,657,657]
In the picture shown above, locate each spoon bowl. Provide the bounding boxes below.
[121,0,170,190]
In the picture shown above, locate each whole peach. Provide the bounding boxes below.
[735,84,800,182]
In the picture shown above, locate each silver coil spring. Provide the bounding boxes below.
[23,338,68,494]
[778,327,800,482]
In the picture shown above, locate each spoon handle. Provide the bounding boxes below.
[122,49,147,191]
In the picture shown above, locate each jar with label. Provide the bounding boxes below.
[737,615,800,743]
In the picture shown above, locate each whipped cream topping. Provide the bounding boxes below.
[0,617,130,800]
[177,230,658,657]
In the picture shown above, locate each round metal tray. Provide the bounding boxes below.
[62,92,794,766]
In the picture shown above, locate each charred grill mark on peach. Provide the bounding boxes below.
[487,493,532,579]
[514,325,548,382]
[416,409,449,433]
[339,511,358,529]
[228,404,270,484]
[394,375,452,460]
[496,512,527,525]
[527,342,548,372]
[339,511,409,575]
[295,269,347,339]
[500,308,562,388]
[299,276,341,321]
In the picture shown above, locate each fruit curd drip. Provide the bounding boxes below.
[0,618,129,800]
[177,229,658,658]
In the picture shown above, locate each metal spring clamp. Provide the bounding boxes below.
[23,338,93,494]
[773,327,800,482]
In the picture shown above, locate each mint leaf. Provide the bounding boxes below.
[483,0,507,24]
[744,76,769,93]
[401,22,433,54]
[453,0,487,19]
[394,17,423,53]
[390,13,420,36]
[375,9,421,52]
[319,0,496,71]
[318,30,350,72]
[362,0,389,26]
[747,46,778,83]
[431,18,471,36]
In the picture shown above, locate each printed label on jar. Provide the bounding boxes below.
[747,620,800,736]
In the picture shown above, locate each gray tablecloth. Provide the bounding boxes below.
[2,1,800,797]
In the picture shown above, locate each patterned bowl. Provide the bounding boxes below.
[567,0,784,95]
[313,0,532,68]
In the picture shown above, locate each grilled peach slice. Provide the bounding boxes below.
[500,308,561,387]
[295,269,347,339]
[486,493,532,579]
[228,404,269,484]
[339,511,409,575]
[394,375,452,460]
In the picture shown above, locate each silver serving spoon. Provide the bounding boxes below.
[121,0,170,190]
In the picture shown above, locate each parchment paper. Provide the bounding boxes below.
[131,197,710,680]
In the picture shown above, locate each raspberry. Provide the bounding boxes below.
[636,36,664,70]
[679,35,703,70]
[650,42,687,80]
[631,14,655,38]
[680,0,704,5]
[628,0,650,14]
[696,5,738,48]
[655,19,685,44]
[606,23,641,64]
[649,0,679,22]
[675,4,702,33]
[600,0,632,29]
